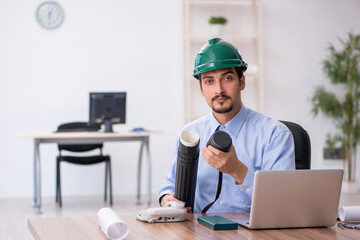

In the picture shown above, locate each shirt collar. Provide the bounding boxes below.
[226,103,247,137]
[209,114,220,133]
[209,103,248,136]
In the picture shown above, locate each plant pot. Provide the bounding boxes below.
[323,148,344,160]
[343,146,357,183]
[210,24,225,37]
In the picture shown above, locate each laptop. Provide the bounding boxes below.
[236,169,343,229]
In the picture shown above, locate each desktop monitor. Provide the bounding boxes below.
[89,92,126,132]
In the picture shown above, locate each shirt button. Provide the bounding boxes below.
[220,126,225,131]
[220,201,223,205]
[246,188,250,193]
[240,189,244,192]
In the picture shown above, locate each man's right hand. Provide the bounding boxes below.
[160,193,181,206]
[161,193,192,212]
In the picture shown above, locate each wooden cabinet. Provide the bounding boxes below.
[182,0,263,123]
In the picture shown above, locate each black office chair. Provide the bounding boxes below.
[280,121,311,169]
[55,122,113,207]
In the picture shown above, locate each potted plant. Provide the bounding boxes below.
[208,16,228,37]
[311,33,360,190]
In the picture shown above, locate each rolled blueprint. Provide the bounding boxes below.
[97,208,129,239]
[339,206,360,222]
[174,130,200,212]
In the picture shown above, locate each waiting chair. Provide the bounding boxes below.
[280,121,311,169]
[55,122,113,207]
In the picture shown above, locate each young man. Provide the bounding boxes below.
[158,38,295,213]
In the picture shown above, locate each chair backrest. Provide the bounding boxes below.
[280,121,311,169]
[57,122,102,152]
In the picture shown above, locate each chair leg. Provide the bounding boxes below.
[109,160,113,206]
[104,162,108,202]
[58,160,62,207]
[56,159,59,203]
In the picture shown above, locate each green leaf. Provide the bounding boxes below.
[311,86,343,119]
[311,32,360,169]
[208,16,228,25]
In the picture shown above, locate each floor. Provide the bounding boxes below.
[0,194,159,240]
[1,193,360,240]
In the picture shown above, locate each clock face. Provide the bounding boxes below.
[36,1,64,29]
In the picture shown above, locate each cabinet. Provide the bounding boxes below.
[182,0,263,123]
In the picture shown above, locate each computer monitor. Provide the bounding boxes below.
[89,92,126,132]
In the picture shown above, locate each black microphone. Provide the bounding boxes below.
[174,130,200,212]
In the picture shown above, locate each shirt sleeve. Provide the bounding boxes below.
[262,130,296,171]
[235,129,295,197]
[235,166,255,196]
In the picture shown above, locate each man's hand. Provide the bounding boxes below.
[160,193,192,213]
[160,193,180,206]
[202,144,247,184]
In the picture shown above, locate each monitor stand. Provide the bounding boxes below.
[104,119,113,132]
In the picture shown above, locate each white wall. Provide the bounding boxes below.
[0,0,183,198]
[0,0,360,198]
[261,0,360,173]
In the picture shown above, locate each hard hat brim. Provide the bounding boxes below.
[193,60,247,78]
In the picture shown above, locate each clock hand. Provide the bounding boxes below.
[48,11,52,23]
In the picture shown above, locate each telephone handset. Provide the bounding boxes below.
[136,201,186,223]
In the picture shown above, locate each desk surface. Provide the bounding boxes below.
[16,130,171,212]
[15,131,172,144]
[15,130,171,138]
[28,212,360,240]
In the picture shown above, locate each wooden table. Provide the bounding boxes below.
[16,131,168,213]
[28,212,360,240]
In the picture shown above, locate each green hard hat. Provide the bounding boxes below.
[193,38,248,79]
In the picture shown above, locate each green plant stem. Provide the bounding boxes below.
[346,92,353,181]
[310,32,360,182]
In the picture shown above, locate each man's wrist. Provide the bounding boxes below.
[230,161,247,184]
[159,194,169,206]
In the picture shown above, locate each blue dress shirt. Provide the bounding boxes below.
[158,104,295,213]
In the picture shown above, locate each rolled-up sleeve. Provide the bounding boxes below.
[235,129,295,197]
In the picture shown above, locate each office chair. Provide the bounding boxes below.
[55,122,113,207]
[280,121,311,169]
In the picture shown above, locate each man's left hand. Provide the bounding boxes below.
[202,144,247,184]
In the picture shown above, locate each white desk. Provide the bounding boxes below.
[16,131,167,213]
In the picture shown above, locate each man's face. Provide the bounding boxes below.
[200,67,245,114]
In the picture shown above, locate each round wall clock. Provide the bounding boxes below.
[36,1,64,30]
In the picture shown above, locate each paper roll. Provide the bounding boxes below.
[97,208,129,239]
[339,206,360,222]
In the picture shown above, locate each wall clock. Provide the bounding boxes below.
[36,1,64,30]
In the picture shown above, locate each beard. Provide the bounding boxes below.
[211,94,233,114]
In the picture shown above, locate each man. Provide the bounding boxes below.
[158,38,295,213]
